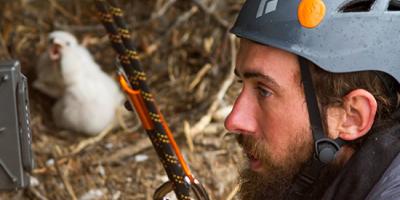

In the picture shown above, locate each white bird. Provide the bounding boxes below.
[49,30,124,136]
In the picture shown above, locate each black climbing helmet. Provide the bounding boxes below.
[231,0,400,83]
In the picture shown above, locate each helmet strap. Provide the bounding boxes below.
[287,57,345,199]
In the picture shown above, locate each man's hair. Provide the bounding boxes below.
[311,64,399,118]
[310,62,400,146]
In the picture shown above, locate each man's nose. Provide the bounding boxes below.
[224,92,257,135]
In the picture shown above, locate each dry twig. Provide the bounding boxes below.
[184,120,195,152]
[186,35,237,138]
[54,158,77,200]
[188,63,213,92]
[53,23,105,32]
[69,121,115,155]
[116,106,141,133]
[0,34,11,59]
[151,0,177,20]
[225,184,240,200]
[29,187,49,200]
[102,137,152,163]
[191,0,230,29]
[47,0,80,24]
[145,6,199,55]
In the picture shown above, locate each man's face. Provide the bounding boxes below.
[224,39,314,199]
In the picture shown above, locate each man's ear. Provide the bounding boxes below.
[335,89,377,141]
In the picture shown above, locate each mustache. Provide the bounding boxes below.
[233,133,265,159]
[235,134,255,148]
[223,132,248,147]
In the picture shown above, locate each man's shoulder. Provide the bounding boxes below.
[366,152,400,200]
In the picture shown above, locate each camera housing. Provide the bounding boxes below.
[0,60,34,190]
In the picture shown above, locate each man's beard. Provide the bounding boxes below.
[236,132,313,200]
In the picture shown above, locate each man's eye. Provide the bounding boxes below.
[257,86,272,97]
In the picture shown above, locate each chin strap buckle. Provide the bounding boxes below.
[315,138,344,164]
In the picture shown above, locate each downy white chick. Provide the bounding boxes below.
[49,31,124,136]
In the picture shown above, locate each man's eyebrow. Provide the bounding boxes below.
[234,69,281,89]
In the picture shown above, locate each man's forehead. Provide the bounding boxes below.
[238,38,297,61]
[239,38,274,51]
[236,38,301,85]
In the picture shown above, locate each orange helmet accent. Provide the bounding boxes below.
[298,0,326,29]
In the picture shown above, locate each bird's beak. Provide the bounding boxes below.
[49,43,61,61]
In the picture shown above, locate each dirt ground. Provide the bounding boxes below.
[0,0,245,199]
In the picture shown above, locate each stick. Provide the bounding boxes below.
[225,184,240,200]
[0,34,11,59]
[145,6,199,55]
[54,158,77,200]
[69,121,115,155]
[188,63,213,92]
[184,121,195,152]
[191,0,230,29]
[115,105,141,132]
[32,157,69,175]
[188,35,237,138]
[102,137,152,164]
[29,187,49,200]
[47,0,80,24]
[53,23,105,32]
[116,106,129,131]
[151,0,177,20]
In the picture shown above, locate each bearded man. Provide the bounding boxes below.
[225,0,400,199]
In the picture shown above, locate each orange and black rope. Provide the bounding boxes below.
[95,1,209,200]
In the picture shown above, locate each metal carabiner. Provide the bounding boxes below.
[191,178,210,200]
[153,177,210,200]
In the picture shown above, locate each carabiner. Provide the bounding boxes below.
[153,177,210,200]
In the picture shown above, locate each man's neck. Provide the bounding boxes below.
[334,145,355,167]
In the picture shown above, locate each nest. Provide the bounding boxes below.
[0,0,245,199]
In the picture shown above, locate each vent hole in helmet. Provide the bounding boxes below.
[339,0,376,12]
[388,0,400,10]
